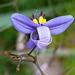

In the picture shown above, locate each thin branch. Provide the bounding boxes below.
[14,0,19,12]
[0,2,13,8]
[4,46,44,74]
[28,46,36,55]
[8,59,34,63]
[10,53,28,58]
[65,67,75,75]
[34,60,44,75]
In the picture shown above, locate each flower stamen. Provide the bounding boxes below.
[40,9,43,16]
[31,9,46,24]
[33,19,38,24]
[39,16,43,24]
[36,10,39,22]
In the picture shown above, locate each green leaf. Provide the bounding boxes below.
[0,13,12,32]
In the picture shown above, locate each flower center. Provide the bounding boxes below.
[39,16,46,24]
[30,9,46,25]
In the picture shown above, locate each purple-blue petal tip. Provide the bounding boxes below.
[43,15,74,35]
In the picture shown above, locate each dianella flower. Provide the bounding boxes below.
[10,9,74,50]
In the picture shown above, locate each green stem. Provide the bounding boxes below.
[15,0,19,12]
[28,46,44,75]
[7,46,44,75]
[28,46,36,55]
[34,60,44,75]
[8,59,34,63]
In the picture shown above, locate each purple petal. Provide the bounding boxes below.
[10,17,34,34]
[31,26,52,49]
[10,13,40,34]
[43,15,74,27]
[50,19,73,35]
[43,15,74,35]
[27,32,39,50]
[11,13,40,27]
[27,38,35,49]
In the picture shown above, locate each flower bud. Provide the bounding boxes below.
[16,66,20,72]
[4,51,11,56]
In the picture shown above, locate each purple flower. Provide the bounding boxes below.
[10,9,74,50]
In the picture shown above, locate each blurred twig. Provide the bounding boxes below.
[47,0,51,6]
[14,0,19,12]
[0,2,13,8]
[65,67,75,75]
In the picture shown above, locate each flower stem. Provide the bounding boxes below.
[14,0,19,12]
[5,46,44,75]
[28,46,36,55]
[34,60,44,75]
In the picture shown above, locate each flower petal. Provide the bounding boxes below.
[31,26,52,49]
[10,17,34,34]
[10,13,40,34]
[50,19,74,35]
[27,32,39,50]
[27,38,35,49]
[43,15,74,35]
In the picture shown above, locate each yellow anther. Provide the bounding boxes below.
[39,16,46,24]
[33,16,46,25]
[33,19,38,24]
[39,16,43,24]
[42,19,46,24]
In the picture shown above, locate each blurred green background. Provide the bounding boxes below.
[0,0,75,75]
